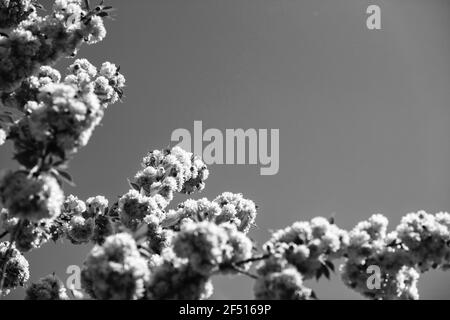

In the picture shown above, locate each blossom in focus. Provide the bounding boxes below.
[340,214,420,300]
[136,147,209,200]
[1,66,62,112]
[173,221,253,276]
[340,260,420,300]
[63,195,86,216]
[119,190,166,231]
[163,193,258,234]
[86,196,109,216]
[264,217,348,280]
[396,211,450,272]
[213,192,258,234]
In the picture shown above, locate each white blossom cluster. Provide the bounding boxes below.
[173,221,253,276]
[78,147,256,300]
[2,0,450,302]
[0,0,107,92]
[210,192,258,233]
[25,273,69,300]
[163,192,257,233]
[2,59,124,113]
[0,241,30,295]
[0,192,115,252]
[0,0,130,299]
[340,213,434,300]
[6,60,125,169]
[0,170,64,221]
[263,217,349,280]
[118,190,166,231]
[81,233,150,300]
[136,146,209,199]
[0,0,37,29]
[57,194,116,245]
[145,249,214,300]
[65,59,125,107]
[396,211,450,272]
[254,256,313,300]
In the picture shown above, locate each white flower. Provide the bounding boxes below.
[63,195,86,215]
[173,221,231,276]
[254,265,312,300]
[0,129,6,146]
[119,190,165,230]
[396,211,450,271]
[213,192,258,233]
[81,233,150,300]
[264,217,348,280]
[84,16,107,44]
[86,195,109,216]
[99,62,118,78]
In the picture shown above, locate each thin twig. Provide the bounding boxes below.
[229,264,259,280]
[234,254,271,267]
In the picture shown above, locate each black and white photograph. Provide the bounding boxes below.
[0,0,450,308]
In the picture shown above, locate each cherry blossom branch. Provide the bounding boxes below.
[0,220,22,297]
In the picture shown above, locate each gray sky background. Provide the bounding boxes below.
[2,0,450,299]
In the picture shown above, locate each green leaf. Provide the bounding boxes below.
[322,265,331,280]
[56,170,76,187]
[14,151,39,169]
[315,267,323,281]
[84,0,91,10]
[325,260,335,273]
[0,114,14,124]
[127,179,140,191]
